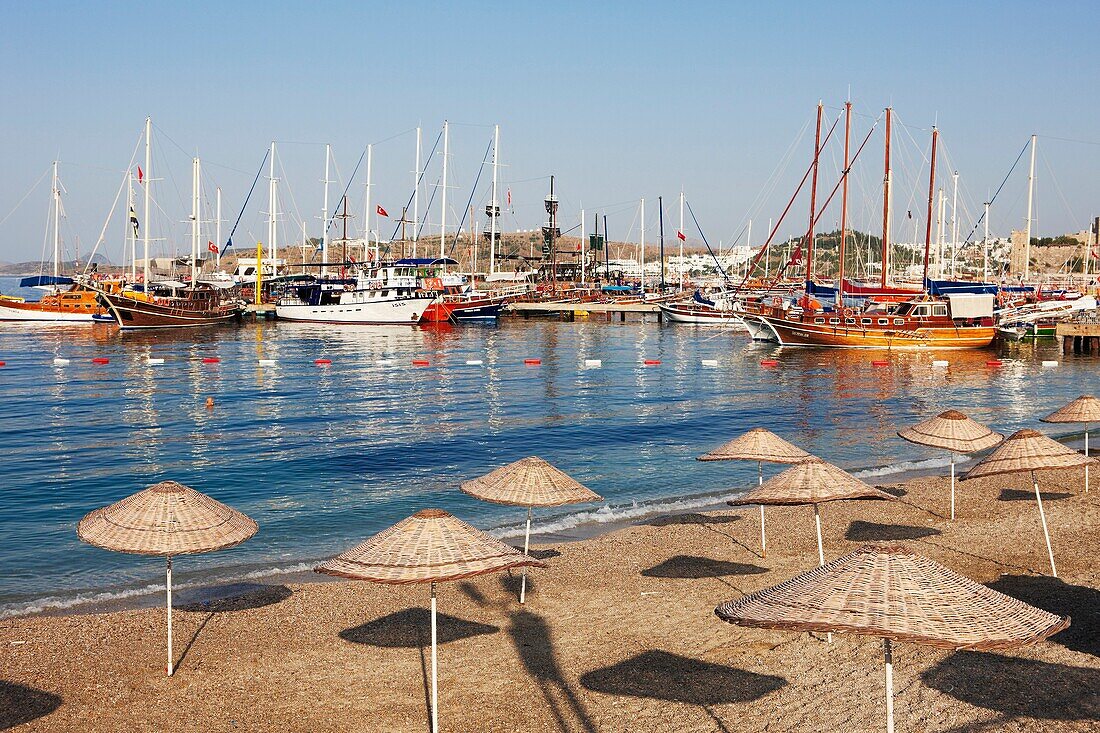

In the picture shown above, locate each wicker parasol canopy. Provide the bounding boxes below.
[1041,395,1100,424]
[460,456,603,507]
[728,458,895,506]
[315,509,544,584]
[962,429,1098,480]
[715,544,1069,650]
[698,428,811,463]
[898,410,1003,453]
[77,480,258,556]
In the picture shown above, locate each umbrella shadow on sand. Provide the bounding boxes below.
[844,520,941,542]
[641,555,768,581]
[579,650,786,732]
[985,575,1099,657]
[646,513,743,527]
[508,610,598,733]
[0,681,62,730]
[922,651,1100,727]
[171,583,293,671]
[997,488,1073,502]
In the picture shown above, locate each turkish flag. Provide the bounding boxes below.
[376,205,389,217]
[208,241,218,253]
[137,166,144,183]
[677,231,686,241]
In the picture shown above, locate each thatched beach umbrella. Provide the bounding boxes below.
[316,509,543,733]
[1041,394,1100,493]
[461,456,601,603]
[698,428,811,557]
[962,428,1096,577]
[897,409,1003,520]
[715,544,1069,733]
[727,457,894,567]
[77,480,258,676]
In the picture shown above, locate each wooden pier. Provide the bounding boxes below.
[244,304,277,320]
[505,301,663,322]
[1056,321,1100,354]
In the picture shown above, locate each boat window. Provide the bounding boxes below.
[814,318,825,324]
[829,318,839,325]
[845,318,856,324]
[913,305,930,317]
[932,305,948,317]
[860,318,872,325]
[894,303,913,316]
[877,318,889,326]
[893,318,905,326]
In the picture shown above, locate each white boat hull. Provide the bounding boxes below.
[659,304,744,327]
[276,295,435,324]
[0,302,96,322]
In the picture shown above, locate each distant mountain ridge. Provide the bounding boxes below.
[0,255,111,275]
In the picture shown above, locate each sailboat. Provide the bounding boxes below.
[97,121,244,329]
[0,162,118,322]
[739,103,996,349]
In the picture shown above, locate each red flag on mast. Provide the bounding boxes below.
[676,230,686,241]
[208,241,218,253]
[137,166,144,183]
[376,205,389,217]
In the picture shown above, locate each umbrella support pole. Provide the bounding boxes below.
[430,582,438,733]
[813,505,832,643]
[758,462,766,557]
[1032,473,1057,578]
[520,507,532,604]
[166,556,173,677]
[883,638,894,733]
[1086,426,1090,493]
[949,454,956,521]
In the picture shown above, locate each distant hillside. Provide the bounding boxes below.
[0,257,111,275]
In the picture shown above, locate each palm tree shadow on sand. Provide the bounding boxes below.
[579,650,787,732]
[0,681,62,730]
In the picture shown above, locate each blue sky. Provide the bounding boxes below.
[2,1,1098,264]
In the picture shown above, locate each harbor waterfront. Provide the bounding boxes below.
[0,272,1093,619]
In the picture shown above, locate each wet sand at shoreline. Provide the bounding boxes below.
[2,468,1098,732]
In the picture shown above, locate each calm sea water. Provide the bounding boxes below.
[0,275,1089,617]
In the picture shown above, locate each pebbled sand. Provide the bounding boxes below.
[2,467,1098,732]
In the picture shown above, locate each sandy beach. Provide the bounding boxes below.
[2,467,1097,732]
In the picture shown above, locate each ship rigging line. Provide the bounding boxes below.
[447,135,495,255]
[220,148,269,256]
[956,139,1029,250]
[683,198,731,285]
[387,128,444,243]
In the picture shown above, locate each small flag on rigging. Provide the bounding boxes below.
[137,166,144,184]
[208,241,218,253]
[677,230,686,241]
[376,205,389,217]
[129,207,139,236]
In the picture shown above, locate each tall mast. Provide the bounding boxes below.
[579,207,586,285]
[678,188,685,292]
[413,126,422,253]
[922,126,939,289]
[364,143,373,262]
[321,143,331,276]
[440,120,449,258]
[142,117,152,287]
[128,171,136,282]
[1024,134,1037,281]
[936,189,945,278]
[983,201,990,282]
[268,142,278,268]
[190,157,200,285]
[489,124,499,275]
[639,198,645,291]
[881,107,892,287]
[51,160,60,280]
[215,186,222,270]
[950,171,959,278]
[837,100,852,305]
[807,101,823,283]
[659,197,666,289]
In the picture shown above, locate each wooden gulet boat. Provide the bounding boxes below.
[739,102,995,350]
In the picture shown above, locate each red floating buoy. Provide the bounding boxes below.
[760,359,779,367]
[314,358,332,366]
[92,357,110,364]
[524,358,542,365]
[202,357,220,364]
[644,360,661,366]
[986,359,1003,367]
[0,361,6,367]
[412,359,430,366]
[871,360,889,367]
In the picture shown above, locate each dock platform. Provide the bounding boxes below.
[506,301,662,322]
[1056,320,1100,354]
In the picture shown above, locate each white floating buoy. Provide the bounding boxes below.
[53,358,70,366]
[259,359,276,366]
[147,358,165,365]
[376,359,393,366]
[465,359,484,366]
[584,359,602,368]
[931,360,949,368]
[701,359,719,367]
[1042,360,1059,368]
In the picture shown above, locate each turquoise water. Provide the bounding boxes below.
[0,275,1088,617]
